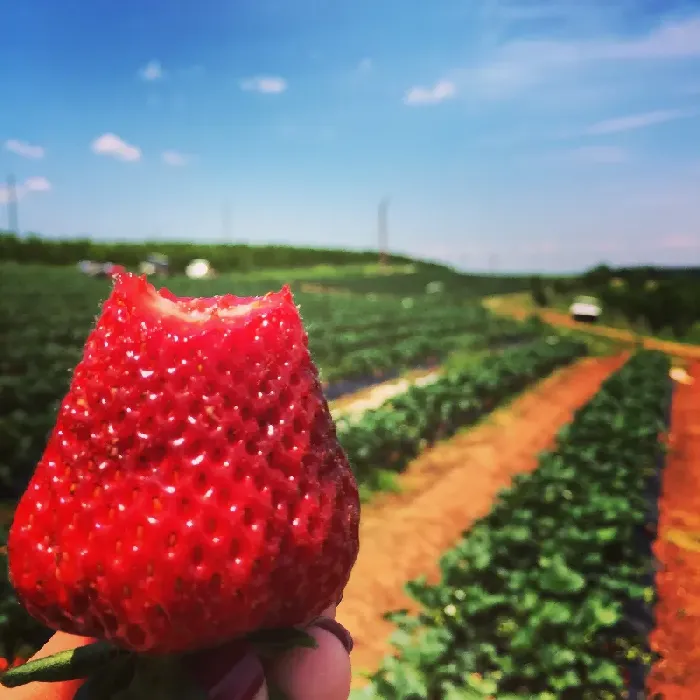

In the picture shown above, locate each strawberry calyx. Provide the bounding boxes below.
[0,627,317,698]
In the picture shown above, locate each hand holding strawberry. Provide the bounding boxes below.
[2,273,360,698]
[0,603,353,700]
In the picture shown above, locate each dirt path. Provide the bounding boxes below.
[648,362,700,699]
[485,295,700,360]
[337,354,627,685]
[329,368,441,422]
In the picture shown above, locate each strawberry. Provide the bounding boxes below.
[7,272,360,658]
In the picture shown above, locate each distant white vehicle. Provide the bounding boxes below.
[185,258,213,280]
[77,260,101,276]
[569,295,602,322]
[139,253,169,277]
[77,260,117,278]
[139,261,156,276]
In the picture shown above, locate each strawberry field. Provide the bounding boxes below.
[0,263,542,498]
[0,259,698,699]
[354,350,672,698]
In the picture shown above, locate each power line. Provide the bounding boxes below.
[378,196,390,265]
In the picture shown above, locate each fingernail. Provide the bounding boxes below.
[190,648,265,700]
[312,617,354,653]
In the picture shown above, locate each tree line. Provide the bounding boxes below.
[0,232,415,273]
[530,265,700,339]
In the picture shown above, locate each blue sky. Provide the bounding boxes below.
[1,0,700,272]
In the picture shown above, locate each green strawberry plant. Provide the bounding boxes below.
[354,350,670,699]
[0,524,52,665]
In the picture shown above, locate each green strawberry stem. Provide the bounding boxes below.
[0,627,317,691]
[0,641,127,687]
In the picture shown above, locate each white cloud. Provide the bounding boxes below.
[161,150,188,166]
[4,139,45,159]
[240,76,288,94]
[602,17,700,60]
[465,15,700,99]
[139,60,164,81]
[0,176,52,204]
[585,109,696,135]
[91,133,141,162]
[23,176,51,192]
[569,145,627,163]
[403,80,457,105]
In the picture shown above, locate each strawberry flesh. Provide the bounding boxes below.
[9,273,360,654]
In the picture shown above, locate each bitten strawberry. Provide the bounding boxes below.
[8,273,360,655]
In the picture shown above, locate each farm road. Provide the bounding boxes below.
[485,295,700,360]
[337,354,628,686]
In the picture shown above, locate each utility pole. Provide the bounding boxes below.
[7,174,19,235]
[222,201,232,243]
[378,196,390,266]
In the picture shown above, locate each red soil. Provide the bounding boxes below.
[648,362,700,699]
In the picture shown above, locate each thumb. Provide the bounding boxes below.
[262,608,353,700]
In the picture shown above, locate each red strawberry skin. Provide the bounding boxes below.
[8,273,360,654]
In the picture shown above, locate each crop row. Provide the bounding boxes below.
[355,349,670,699]
[319,323,543,386]
[338,336,587,497]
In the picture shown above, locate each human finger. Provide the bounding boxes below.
[189,638,265,700]
[262,605,353,700]
[189,604,351,700]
